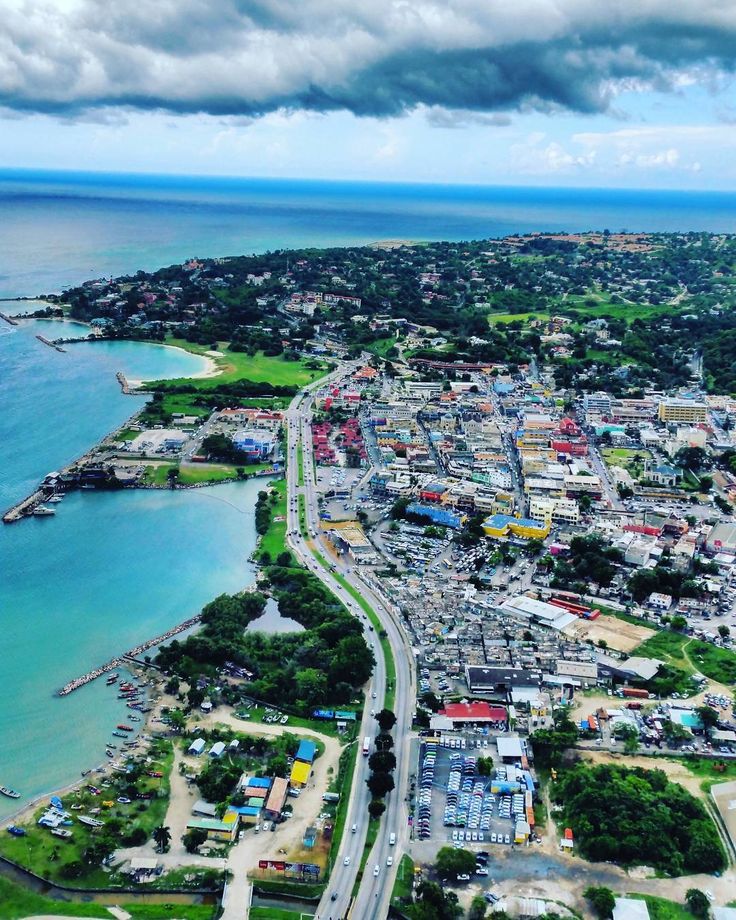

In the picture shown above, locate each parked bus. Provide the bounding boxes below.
[362,736,371,756]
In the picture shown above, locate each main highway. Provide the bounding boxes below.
[283,364,415,919]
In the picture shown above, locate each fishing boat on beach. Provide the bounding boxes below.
[6,826,25,837]
[77,815,104,828]
[50,828,73,839]
[0,786,20,799]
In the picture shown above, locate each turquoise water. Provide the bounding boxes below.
[0,320,263,818]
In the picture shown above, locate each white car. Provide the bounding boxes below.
[387,855,393,866]
[343,856,351,866]
[373,864,380,877]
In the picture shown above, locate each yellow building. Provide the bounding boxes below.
[657,399,708,424]
[482,514,550,540]
[290,760,312,788]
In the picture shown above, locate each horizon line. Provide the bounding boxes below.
[1,165,735,197]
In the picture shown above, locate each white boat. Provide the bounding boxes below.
[47,494,64,503]
[77,815,104,828]
[32,505,55,517]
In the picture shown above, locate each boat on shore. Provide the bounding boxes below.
[0,786,20,799]
[50,828,73,839]
[77,815,104,828]
[6,826,25,837]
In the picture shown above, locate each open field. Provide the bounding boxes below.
[568,612,656,653]
[255,477,287,560]
[636,631,736,685]
[161,340,327,389]
[141,461,272,487]
[487,291,679,327]
[626,893,695,920]
[601,447,651,478]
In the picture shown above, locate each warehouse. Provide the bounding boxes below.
[436,701,508,728]
[290,759,312,788]
[263,777,289,821]
[466,664,543,695]
[711,780,736,853]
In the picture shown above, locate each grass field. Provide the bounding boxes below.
[390,854,415,907]
[681,756,736,793]
[255,477,288,561]
[601,447,651,479]
[487,291,678,327]
[142,461,272,487]
[250,909,309,919]
[636,630,736,685]
[161,340,327,389]
[0,877,218,920]
[627,893,694,920]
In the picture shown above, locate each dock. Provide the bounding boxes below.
[2,489,46,523]
[117,371,131,394]
[0,311,18,326]
[57,614,202,695]
[36,334,66,353]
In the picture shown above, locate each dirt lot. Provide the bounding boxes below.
[568,613,656,652]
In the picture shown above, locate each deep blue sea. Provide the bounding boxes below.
[1,169,735,297]
[0,169,734,815]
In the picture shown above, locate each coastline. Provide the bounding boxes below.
[126,343,221,386]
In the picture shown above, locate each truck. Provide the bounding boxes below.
[622,687,649,699]
[362,736,372,756]
[322,792,340,803]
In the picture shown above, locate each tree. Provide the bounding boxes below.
[696,705,719,736]
[584,887,615,919]
[435,846,477,880]
[168,709,187,733]
[367,771,395,797]
[468,894,488,920]
[613,723,640,754]
[375,708,397,732]
[670,615,688,632]
[152,825,171,853]
[166,466,180,489]
[368,750,396,774]
[718,624,730,639]
[183,827,208,853]
[685,889,710,919]
[367,798,386,819]
[375,732,394,750]
[524,539,544,556]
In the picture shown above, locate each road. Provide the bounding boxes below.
[282,366,415,919]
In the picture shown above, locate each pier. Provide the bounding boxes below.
[0,311,18,326]
[57,614,201,695]
[117,371,132,394]
[2,489,46,524]
[35,334,66,353]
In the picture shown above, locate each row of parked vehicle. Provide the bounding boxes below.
[415,741,438,840]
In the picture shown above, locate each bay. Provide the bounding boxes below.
[0,321,261,817]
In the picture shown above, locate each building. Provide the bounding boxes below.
[231,428,277,460]
[482,514,550,541]
[658,399,708,424]
[290,760,312,788]
[406,502,465,529]
[187,738,206,756]
[295,740,317,764]
[705,521,736,555]
[186,813,239,842]
[583,392,612,418]
[263,777,289,821]
[646,592,672,611]
[466,664,543,694]
[597,655,663,682]
[436,702,508,727]
[556,660,598,683]
[324,522,375,561]
[496,735,526,762]
[129,428,189,453]
[208,741,226,758]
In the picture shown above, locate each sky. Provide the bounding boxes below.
[1,0,735,189]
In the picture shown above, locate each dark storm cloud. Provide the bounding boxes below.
[0,0,734,119]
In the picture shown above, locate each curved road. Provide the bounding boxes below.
[283,368,415,919]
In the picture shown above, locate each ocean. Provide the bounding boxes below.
[1,169,735,298]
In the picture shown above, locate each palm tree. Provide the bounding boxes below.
[153,824,172,853]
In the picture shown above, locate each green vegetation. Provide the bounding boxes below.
[0,741,177,887]
[553,763,726,875]
[681,755,736,792]
[0,877,218,920]
[551,534,622,590]
[628,893,701,920]
[254,478,288,561]
[156,563,374,713]
[142,461,270,487]
[585,886,616,919]
[250,909,308,920]
[391,854,415,908]
[636,632,736,685]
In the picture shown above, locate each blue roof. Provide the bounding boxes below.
[248,777,272,789]
[231,805,261,816]
[484,513,512,528]
[296,740,317,763]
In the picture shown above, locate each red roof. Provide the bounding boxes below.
[438,702,507,722]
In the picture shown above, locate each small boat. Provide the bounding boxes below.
[112,731,127,738]
[80,769,91,777]
[77,815,104,828]
[105,750,115,758]
[32,505,55,516]
[47,494,64,503]
[50,828,72,839]
[129,715,141,722]
[116,724,133,732]
[6,826,25,837]
[106,673,119,685]
[0,786,20,799]
[50,796,63,809]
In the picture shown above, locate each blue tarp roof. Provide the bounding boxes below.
[296,740,317,763]
[248,777,272,789]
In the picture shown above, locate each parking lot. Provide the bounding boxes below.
[412,736,536,855]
